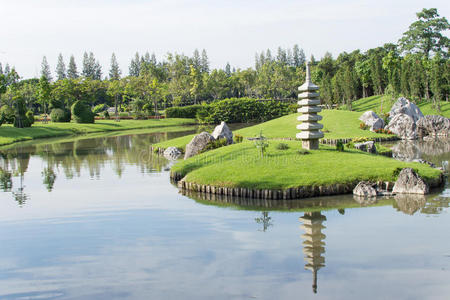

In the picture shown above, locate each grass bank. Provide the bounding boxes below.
[0,118,196,147]
[172,140,441,190]
[152,109,395,151]
[351,95,450,118]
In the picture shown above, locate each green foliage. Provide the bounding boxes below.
[26,111,34,125]
[202,138,228,152]
[0,106,15,124]
[359,122,368,130]
[50,108,71,122]
[336,141,345,152]
[71,101,95,124]
[276,143,289,150]
[93,103,107,114]
[165,105,203,118]
[196,98,290,124]
[234,134,244,143]
[103,110,110,119]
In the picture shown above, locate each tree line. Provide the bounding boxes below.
[0,7,448,120]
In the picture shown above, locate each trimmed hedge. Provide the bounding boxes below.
[71,101,95,123]
[165,104,203,118]
[50,108,71,122]
[196,98,290,124]
[0,106,14,124]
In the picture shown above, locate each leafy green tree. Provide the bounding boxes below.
[37,75,51,121]
[129,52,141,76]
[399,8,450,59]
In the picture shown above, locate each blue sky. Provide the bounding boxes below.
[0,0,448,78]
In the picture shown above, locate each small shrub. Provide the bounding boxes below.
[276,143,289,150]
[297,149,311,155]
[359,122,368,130]
[50,108,71,122]
[352,137,371,143]
[336,141,344,152]
[133,112,147,120]
[234,134,244,143]
[202,138,228,152]
[26,111,34,125]
[71,101,95,124]
[288,104,298,113]
[345,141,355,149]
[0,106,15,124]
[103,110,110,119]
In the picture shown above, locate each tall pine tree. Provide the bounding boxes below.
[55,53,66,80]
[41,56,52,81]
[109,53,121,80]
[67,55,78,79]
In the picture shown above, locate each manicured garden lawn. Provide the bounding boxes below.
[351,95,450,118]
[0,118,196,146]
[172,140,441,190]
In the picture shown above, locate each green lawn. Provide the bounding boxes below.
[351,95,450,118]
[152,109,395,151]
[172,140,441,190]
[0,118,196,146]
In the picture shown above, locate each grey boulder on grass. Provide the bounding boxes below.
[212,121,233,144]
[184,132,215,160]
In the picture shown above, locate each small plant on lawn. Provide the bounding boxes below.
[254,130,269,158]
[359,122,369,130]
[202,138,228,152]
[336,141,344,152]
[297,149,310,155]
[276,143,289,150]
[234,134,244,143]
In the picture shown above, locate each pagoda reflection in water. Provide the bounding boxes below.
[299,211,326,294]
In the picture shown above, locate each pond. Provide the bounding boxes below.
[0,131,448,300]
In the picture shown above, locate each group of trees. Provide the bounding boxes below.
[0,8,448,123]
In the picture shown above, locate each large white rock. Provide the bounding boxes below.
[184,132,215,159]
[385,113,417,140]
[389,97,424,123]
[392,168,429,195]
[163,147,182,160]
[212,121,233,144]
[416,115,450,137]
[359,111,385,131]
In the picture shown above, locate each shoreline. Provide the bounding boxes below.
[172,171,445,200]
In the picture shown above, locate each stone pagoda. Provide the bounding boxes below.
[299,211,327,294]
[296,62,324,150]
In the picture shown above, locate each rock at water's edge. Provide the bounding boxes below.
[385,113,417,140]
[353,181,377,197]
[359,111,385,131]
[354,141,377,154]
[212,121,233,144]
[416,115,450,138]
[392,168,429,195]
[389,97,424,123]
[163,147,182,160]
[184,132,215,159]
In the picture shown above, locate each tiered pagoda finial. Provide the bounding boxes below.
[299,211,327,294]
[296,62,324,150]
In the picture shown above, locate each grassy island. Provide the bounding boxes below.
[152,109,396,151]
[0,118,196,147]
[172,141,441,191]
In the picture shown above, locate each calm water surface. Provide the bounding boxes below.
[0,132,449,300]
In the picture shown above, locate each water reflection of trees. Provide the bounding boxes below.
[0,133,172,205]
[255,212,273,232]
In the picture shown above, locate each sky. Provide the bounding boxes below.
[0,0,448,79]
